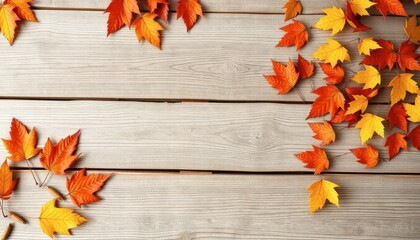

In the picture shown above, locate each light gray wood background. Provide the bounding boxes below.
[0,0,418,239]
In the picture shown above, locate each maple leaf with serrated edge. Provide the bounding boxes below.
[264,59,299,94]
[407,125,420,150]
[176,0,202,32]
[351,65,381,89]
[308,121,336,146]
[314,7,346,35]
[385,133,408,160]
[105,0,140,36]
[307,84,345,119]
[66,169,112,208]
[312,39,351,67]
[282,0,302,21]
[355,113,384,144]
[319,63,345,84]
[0,4,20,45]
[387,101,408,132]
[346,95,369,115]
[308,179,339,214]
[349,0,376,16]
[350,144,379,168]
[277,19,308,50]
[295,145,329,174]
[374,0,407,17]
[358,37,382,55]
[388,73,419,106]
[0,160,18,201]
[4,0,36,22]
[296,54,314,80]
[133,13,164,49]
[404,95,420,122]
[405,15,420,45]
[397,40,420,72]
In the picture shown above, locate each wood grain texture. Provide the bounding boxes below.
[1,100,419,173]
[32,0,419,15]
[3,171,420,239]
[0,11,416,102]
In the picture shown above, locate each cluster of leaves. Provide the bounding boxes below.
[265,0,420,214]
[105,0,203,48]
[0,118,111,239]
[0,0,36,45]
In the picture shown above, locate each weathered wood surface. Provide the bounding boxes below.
[0,11,415,102]
[3,172,420,239]
[1,100,419,173]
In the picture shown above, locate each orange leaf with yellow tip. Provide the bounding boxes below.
[385,133,408,160]
[308,121,336,146]
[0,160,18,201]
[295,145,329,174]
[350,144,379,168]
[2,118,40,162]
[176,0,202,32]
[308,179,339,214]
[276,19,308,50]
[263,59,299,94]
[66,169,112,208]
[0,4,20,45]
[105,0,140,36]
[4,0,36,22]
[39,130,81,175]
[282,0,302,21]
[133,13,164,49]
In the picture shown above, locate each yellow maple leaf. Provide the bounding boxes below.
[312,38,351,67]
[358,37,382,55]
[314,6,346,35]
[39,199,88,238]
[132,13,164,49]
[349,0,376,16]
[355,113,384,144]
[351,65,381,89]
[346,95,369,115]
[308,179,339,214]
[404,95,420,122]
[405,15,420,45]
[0,4,20,45]
[388,73,419,106]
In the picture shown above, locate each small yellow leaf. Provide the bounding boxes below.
[404,95,420,122]
[0,4,20,45]
[312,38,351,67]
[133,13,164,49]
[388,73,419,106]
[314,6,346,35]
[358,37,382,55]
[348,0,376,16]
[346,95,369,115]
[404,15,420,45]
[308,179,339,214]
[351,65,381,89]
[355,113,384,144]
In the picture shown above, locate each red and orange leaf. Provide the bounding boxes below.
[361,39,397,70]
[155,2,169,24]
[4,0,36,22]
[308,121,336,145]
[66,169,112,208]
[387,101,408,132]
[296,54,314,80]
[295,145,329,174]
[282,0,302,21]
[350,144,379,168]
[176,0,202,32]
[319,63,344,84]
[277,19,308,50]
[39,130,81,175]
[345,1,371,32]
[384,133,408,160]
[0,4,20,45]
[146,0,167,13]
[307,84,345,119]
[373,0,407,17]
[397,40,420,72]
[407,125,420,150]
[2,118,40,162]
[264,59,299,94]
[0,160,18,201]
[345,87,379,100]
[331,102,361,127]
[133,13,164,49]
[105,0,140,36]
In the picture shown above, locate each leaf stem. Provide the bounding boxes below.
[331,151,352,159]
[39,171,51,188]
[1,199,7,218]
[294,88,306,104]
[25,160,39,186]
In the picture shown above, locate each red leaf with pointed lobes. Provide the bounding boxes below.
[277,19,308,50]
[296,54,314,80]
[361,39,397,70]
[350,144,379,168]
[387,101,408,132]
[307,85,345,119]
[295,145,329,174]
[319,63,344,84]
[397,40,420,72]
[105,0,140,36]
[407,126,420,151]
[384,133,408,160]
[374,0,407,17]
[176,0,202,31]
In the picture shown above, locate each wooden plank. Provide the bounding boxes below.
[0,11,415,102]
[1,100,419,173]
[32,0,419,15]
[4,171,420,239]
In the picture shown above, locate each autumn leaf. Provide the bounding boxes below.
[308,121,335,146]
[350,144,379,168]
[405,15,420,45]
[319,63,344,84]
[39,199,88,239]
[312,39,351,67]
[407,125,420,150]
[345,2,371,32]
[4,0,36,22]
[0,4,20,45]
[358,37,382,55]
[351,65,381,89]
[331,103,361,127]
[39,130,81,176]
[355,113,385,144]
[388,73,419,106]
[66,169,112,208]
[176,0,202,31]
[346,87,379,100]
[277,19,308,50]
[146,0,167,13]
[105,0,140,36]
[307,84,345,119]
[361,39,397,70]
[296,54,314,80]
[374,0,407,17]
[133,13,164,49]
[155,2,169,24]
[0,160,18,201]
[282,0,302,21]
[346,95,369,115]
[384,133,408,160]
[348,0,376,16]
[397,40,420,72]
[387,101,408,132]
[2,118,40,162]
[314,7,346,35]
[404,95,420,122]
[264,59,299,94]
[308,179,339,214]
[295,145,329,174]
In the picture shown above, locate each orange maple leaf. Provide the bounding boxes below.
[0,160,18,201]
[4,0,36,22]
[2,118,40,162]
[282,0,302,21]
[295,145,329,174]
[374,0,407,17]
[176,0,202,32]
[387,101,408,132]
[307,85,345,119]
[146,0,167,13]
[296,54,314,80]
[319,63,344,84]
[133,13,165,49]
[308,121,336,146]
[264,59,299,94]
[155,1,169,24]
[350,144,379,168]
[384,133,408,160]
[407,126,420,151]
[39,130,81,175]
[277,19,308,50]
[66,169,112,208]
[105,0,140,36]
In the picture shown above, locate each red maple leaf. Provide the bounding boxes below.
[296,54,314,80]
[387,101,408,132]
[384,133,408,160]
[307,85,345,119]
[319,63,344,84]
[407,126,420,151]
